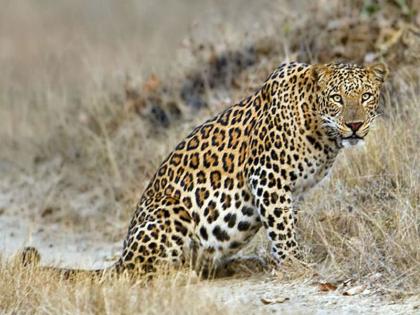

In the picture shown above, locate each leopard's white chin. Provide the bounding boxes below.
[341,138,365,148]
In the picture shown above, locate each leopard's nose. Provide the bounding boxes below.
[346,121,363,132]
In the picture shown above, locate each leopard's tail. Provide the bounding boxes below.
[19,246,124,279]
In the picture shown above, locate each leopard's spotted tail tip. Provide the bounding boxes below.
[20,246,41,267]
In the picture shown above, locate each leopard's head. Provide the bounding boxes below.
[312,63,388,147]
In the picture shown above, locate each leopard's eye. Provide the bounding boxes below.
[362,92,372,101]
[330,94,343,104]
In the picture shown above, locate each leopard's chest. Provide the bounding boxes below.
[293,165,332,198]
[291,150,336,198]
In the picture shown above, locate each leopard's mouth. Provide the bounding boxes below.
[341,135,365,147]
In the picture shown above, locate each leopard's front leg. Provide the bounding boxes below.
[247,112,302,265]
[252,186,300,264]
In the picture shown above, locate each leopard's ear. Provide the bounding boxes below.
[311,64,332,85]
[366,63,389,83]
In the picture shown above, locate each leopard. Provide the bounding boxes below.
[21,61,388,278]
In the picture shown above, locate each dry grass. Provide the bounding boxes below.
[0,260,251,315]
[0,0,419,313]
[300,78,419,294]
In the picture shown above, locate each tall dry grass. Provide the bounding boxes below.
[0,259,257,315]
[299,74,419,294]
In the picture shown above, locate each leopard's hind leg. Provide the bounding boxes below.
[120,196,195,274]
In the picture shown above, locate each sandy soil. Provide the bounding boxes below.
[0,160,120,269]
[195,277,419,315]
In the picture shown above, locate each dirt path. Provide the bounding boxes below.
[195,277,419,315]
[0,214,118,269]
